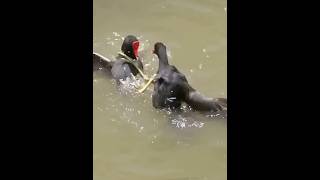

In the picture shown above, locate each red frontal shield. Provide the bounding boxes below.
[132,41,139,58]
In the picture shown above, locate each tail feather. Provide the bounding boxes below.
[215,98,227,110]
[185,90,227,112]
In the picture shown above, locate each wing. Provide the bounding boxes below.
[93,52,113,72]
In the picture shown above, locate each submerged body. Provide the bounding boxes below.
[152,42,227,112]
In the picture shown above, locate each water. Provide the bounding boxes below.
[93,0,227,179]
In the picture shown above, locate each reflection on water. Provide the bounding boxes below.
[94,0,227,179]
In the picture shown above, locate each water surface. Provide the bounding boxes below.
[93,0,227,179]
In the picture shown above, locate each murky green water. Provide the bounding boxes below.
[93,0,227,179]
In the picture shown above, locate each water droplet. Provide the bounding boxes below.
[139,126,144,133]
[112,32,120,37]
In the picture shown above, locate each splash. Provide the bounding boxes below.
[170,115,205,129]
[163,105,206,129]
[118,74,146,95]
